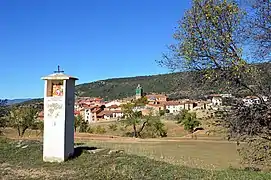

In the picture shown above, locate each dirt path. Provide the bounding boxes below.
[6,133,234,144]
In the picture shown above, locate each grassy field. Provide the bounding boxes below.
[1,138,271,180]
[1,126,236,171]
[1,115,268,179]
[82,140,240,170]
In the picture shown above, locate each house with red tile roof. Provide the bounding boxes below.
[97,110,123,120]
[84,106,103,123]
[145,103,166,115]
[105,100,122,107]
[146,94,168,104]
[104,104,121,111]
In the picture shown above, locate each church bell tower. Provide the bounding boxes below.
[135,84,143,100]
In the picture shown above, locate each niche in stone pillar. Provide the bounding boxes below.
[46,80,64,97]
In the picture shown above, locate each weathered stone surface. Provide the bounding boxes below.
[43,156,65,163]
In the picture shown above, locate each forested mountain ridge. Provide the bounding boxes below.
[19,62,271,105]
[75,63,271,100]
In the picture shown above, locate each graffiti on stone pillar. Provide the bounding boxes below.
[47,102,63,119]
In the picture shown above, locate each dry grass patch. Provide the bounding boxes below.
[0,138,271,180]
[83,139,240,170]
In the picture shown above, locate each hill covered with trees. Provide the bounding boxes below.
[17,62,271,105]
[76,72,209,100]
[75,63,271,100]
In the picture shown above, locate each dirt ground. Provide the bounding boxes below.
[1,128,240,170]
[4,130,230,144]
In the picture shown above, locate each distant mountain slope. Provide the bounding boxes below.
[75,63,271,100]
[6,99,32,105]
[75,72,219,100]
[17,63,271,105]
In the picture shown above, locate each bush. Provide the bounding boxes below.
[220,100,271,170]
[141,124,167,138]
[79,121,88,133]
[94,125,106,134]
[108,123,118,131]
[140,116,167,138]
[87,126,94,133]
[123,132,134,137]
[119,126,126,132]
[176,110,201,133]
[238,138,271,170]
[159,110,165,116]
[174,109,188,123]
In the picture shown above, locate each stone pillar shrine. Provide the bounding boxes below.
[41,66,78,162]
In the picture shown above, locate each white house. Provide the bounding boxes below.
[210,94,223,106]
[220,94,233,98]
[100,110,124,120]
[84,107,102,123]
[164,101,185,114]
[84,108,95,123]
[242,96,268,106]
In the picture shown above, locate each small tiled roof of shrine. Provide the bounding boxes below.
[41,72,78,80]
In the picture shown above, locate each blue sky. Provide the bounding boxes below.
[0,0,191,99]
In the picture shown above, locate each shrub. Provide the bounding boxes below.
[119,126,126,132]
[123,132,134,137]
[140,116,167,138]
[87,126,94,133]
[94,125,106,134]
[221,100,271,169]
[174,109,188,123]
[108,123,118,131]
[238,138,271,170]
[159,110,165,116]
[79,121,88,133]
[176,110,201,133]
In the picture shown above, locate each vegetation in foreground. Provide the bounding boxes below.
[159,0,271,170]
[0,138,271,180]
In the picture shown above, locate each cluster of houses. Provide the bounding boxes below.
[74,94,205,123]
[37,84,268,123]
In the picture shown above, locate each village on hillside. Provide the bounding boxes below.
[37,84,268,123]
[1,0,271,178]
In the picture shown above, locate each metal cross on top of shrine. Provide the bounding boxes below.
[54,65,64,73]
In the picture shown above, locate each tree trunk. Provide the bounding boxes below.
[133,123,138,138]
[17,126,21,137]
[138,121,148,138]
[21,127,28,137]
